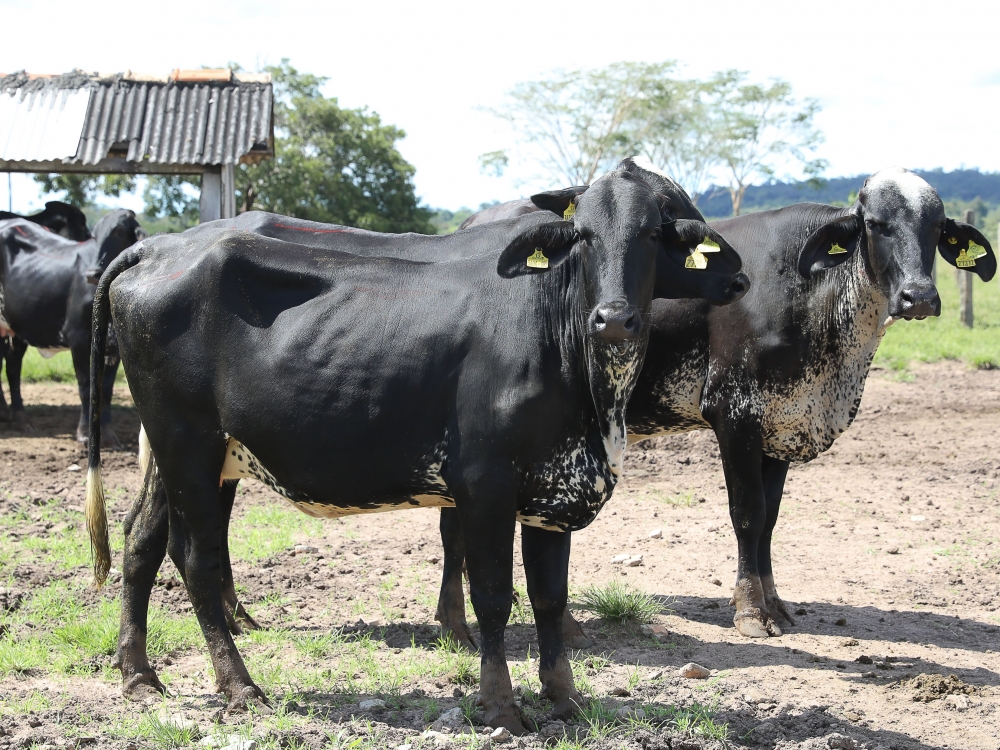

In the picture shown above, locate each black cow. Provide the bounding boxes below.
[0,200,91,241]
[433,165,996,642]
[85,171,744,732]
[0,210,145,443]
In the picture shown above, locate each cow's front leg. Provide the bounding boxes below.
[759,455,795,627]
[454,468,533,735]
[5,337,32,431]
[435,507,476,650]
[219,480,259,635]
[522,525,583,720]
[712,419,779,638]
[117,463,169,698]
[159,445,266,712]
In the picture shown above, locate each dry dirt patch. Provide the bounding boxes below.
[0,362,998,749]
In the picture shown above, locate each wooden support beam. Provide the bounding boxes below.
[959,209,975,328]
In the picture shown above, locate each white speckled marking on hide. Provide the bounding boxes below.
[865,167,936,207]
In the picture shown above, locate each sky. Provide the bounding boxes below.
[1,0,998,213]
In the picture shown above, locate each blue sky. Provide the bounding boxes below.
[2,0,998,212]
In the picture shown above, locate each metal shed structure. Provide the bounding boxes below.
[0,68,273,221]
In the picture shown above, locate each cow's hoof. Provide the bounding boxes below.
[225,685,270,716]
[549,691,584,720]
[101,431,124,451]
[0,404,11,422]
[122,670,167,700]
[13,412,34,433]
[734,610,779,638]
[765,595,796,627]
[440,622,478,652]
[484,703,535,736]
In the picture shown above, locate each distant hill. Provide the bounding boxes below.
[698,168,1000,218]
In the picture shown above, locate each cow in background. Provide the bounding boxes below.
[0,200,91,241]
[0,209,145,445]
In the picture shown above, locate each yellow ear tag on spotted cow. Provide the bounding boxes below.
[685,250,708,270]
[527,248,549,269]
[828,242,847,255]
[563,202,576,220]
[696,237,721,254]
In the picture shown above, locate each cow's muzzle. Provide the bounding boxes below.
[590,303,642,343]
[893,284,940,320]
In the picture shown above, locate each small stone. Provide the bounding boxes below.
[156,711,199,735]
[886,547,900,555]
[706,524,720,532]
[826,734,858,750]
[840,639,859,647]
[856,655,873,664]
[646,669,663,680]
[436,706,464,725]
[540,721,565,738]
[358,698,385,710]
[293,545,319,555]
[489,726,511,743]
[420,730,449,747]
[67,464,81,472]
[426,556,441,564]
[678,662,710,679]
[648,528,663,539]
[28,718,42,728]
[795,607,807,616]
[611,686,630,697]
[624,554,643,567]
[611,553,631,564]
[944,694,970,710]
[743,687,770,704]
[640,623,669,641]
[615,706,631,719]
[710,578,722,586]
[633,708,646,720]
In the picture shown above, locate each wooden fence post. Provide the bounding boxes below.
[959,209,975,328]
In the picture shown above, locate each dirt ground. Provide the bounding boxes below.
[0,360,998,750]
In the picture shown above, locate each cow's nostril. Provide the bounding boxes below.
[730,280,746,296]
[623,313,636,331]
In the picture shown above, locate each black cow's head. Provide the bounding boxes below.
[618,157,748,306]
[35,201,91,242]
[797,167,996,320]
[496,169,746,343]
[86,209,147,284]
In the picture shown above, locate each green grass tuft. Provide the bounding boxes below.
[579,581,661,623]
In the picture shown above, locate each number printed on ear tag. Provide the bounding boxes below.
[828,242,847,255]
[956,248,976,268]
[685,250,708,270]
[563,202,576,220]
[696,237,721,254]
[527,248,549,269]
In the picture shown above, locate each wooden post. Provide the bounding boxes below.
[221,163,236,219]
[200,168,222,223]
[959,209,975,328]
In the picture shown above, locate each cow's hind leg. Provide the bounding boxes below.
[759,455,795,627]
[453,467,533,735]
[712,417,780,638]
[5,337,32,431]
[522,525,583,720]
[219,480,259,634]
[0,337,11,422]
[158,438,266,712]
[435,508,476,650]
[117,461,169,698]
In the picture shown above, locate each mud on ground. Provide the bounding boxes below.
[0,361,998,750]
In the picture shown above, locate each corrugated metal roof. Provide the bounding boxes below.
[0,70,272,167]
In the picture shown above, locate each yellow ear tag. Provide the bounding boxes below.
[526,248,549,269]
[696,237,721,254]
[828,242,847,255]
[563,202,576,220]
[948,236,958,245]
[967,241,987,260]
[684,250,708,270]
[956,248,975,268]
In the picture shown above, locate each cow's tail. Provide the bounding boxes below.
[86,245,143,587]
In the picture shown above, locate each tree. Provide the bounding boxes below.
[483,62,680,186]
[233,61,433,233]
[709,72,827,216]
[33,174,136,207]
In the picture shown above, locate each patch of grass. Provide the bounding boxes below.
[580,581,661,623]
[876,267,1000,371]
[649,489,697,507]
[229,504,324,562]
[136,709,201,749]
[18,347,127,384]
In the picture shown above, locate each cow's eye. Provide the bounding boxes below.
[866,220,888,235]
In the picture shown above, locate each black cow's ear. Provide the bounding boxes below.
[938,219,996,282]
[660,219,743,275]
[496,221,577,278]
[530,186,589,221]
[796,214,863,278]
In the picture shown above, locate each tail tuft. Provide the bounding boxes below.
[86,465,111,587]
